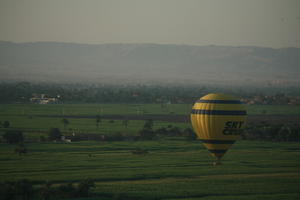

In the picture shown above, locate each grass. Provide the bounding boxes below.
[1,103,300,199]
[1,103,300,138]
[0,140,300,199]
[1,104,300,116]
[0,115,191,140]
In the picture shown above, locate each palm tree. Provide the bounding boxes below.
[122,119,129,128]
[61,118,69,130]
[96,115,101,129]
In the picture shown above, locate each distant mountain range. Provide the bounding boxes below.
[0,41,299,86]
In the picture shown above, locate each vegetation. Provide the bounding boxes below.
[14,143,27,156]
[0,179,34,200]
[2,130,24,144]
[0,140,299,199]
[61,118,70,130]
[0,179,95,200]
[48,128,62,141]
[0,86,300,199]
[1,104,300,142]
[243,123,300,142]
[1,82,300,104]
[1,103,300,118]
[1,121,10,128]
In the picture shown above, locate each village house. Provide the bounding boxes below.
[30,94,59,104]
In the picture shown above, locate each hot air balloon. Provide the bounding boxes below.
[190,93,247,165]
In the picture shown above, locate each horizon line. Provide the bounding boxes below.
[1,40,299,49]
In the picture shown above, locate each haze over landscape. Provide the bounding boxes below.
[1,41,300,85]
[1,0,300,86]
[1,1,300,200]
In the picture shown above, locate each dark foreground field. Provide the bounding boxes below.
[0,140,300,200]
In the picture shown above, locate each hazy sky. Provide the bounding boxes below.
[0,0,299,48]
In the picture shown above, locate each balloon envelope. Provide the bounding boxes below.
[190,93,247,160]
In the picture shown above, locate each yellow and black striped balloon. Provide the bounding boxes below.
[191,93,247,160]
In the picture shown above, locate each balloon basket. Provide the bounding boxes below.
[213,158,222,166]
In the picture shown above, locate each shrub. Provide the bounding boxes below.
[76,179,95,197]
[0,179,33,200]
[14,143,27,155]
[183,128,197,140]
[3,121,10,128]
[3,130,24,144]
[48,128,62,141]
[139,128,155,140]
[57,183,76,198]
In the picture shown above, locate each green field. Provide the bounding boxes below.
[0,116,191,141]
[0,104,193,138]
[1,104,300,139]
[1,104,300,116]
[1,103,300,199]
[0,140,300,199]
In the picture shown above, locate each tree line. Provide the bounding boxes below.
[2,120,300,145]
[243,123,300,142]
[0,82,204,104]
[0,179,95,200]
[1,82,300,104]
